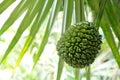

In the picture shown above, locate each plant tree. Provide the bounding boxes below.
[0,0,120,80]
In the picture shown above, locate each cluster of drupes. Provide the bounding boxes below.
[57,22,102,68]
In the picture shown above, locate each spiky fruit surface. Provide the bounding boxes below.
[56,22,102,68]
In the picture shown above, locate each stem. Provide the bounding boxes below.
[74,0,85,80]
[80,0,85,21]
[56,0,73,80]
[74,68,80,80]
[95,0,107,28]
[75,0,85,23]
[75,0,80,23]
[56,58,64,80]
[85,66,90,80]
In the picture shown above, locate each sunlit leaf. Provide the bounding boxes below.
[0,0,30,35]
[0,0,15,14]
[15,0,54,68]
[33,0,63,68]
[0,0,40,64]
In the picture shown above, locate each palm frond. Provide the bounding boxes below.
[0,0,15,14]
[15,0,48,68]
[33,0,63,68]
[0,0,30,35]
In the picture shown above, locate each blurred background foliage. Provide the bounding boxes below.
[0,0,120,80]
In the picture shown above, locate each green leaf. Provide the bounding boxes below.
[56,0,73,80]
[112,0,120,23]
[105,0,120,42]
[0,0,15,14]
[86,0,100,21]
[86,0,99,12]
[0,0,41,64]
[15,0,54,68]
[33,0,63,68]
[101,21,120,68]
[0,0,30,35]
[95,0,107,28]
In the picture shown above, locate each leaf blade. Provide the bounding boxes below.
[0,0,40,64]
[105,0,120,42]
[0,0,16,14]
[33,0,63,68]
[0,0,30,35]
[14,0,53,68]
[101,22,120,68]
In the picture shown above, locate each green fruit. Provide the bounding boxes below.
[56,21,102,68]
